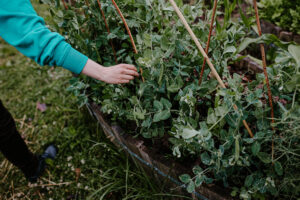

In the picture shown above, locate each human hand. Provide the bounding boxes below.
[81,59,139,84]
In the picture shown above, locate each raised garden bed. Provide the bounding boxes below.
[84,55,264,200]
[260,20,300,44]
[47,0,300,198]
[86,102,232,200]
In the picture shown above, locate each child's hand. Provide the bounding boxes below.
[81,59,139,84]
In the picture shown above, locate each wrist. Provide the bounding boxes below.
[81,59,105,81]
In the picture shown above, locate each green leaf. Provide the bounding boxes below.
[167,76,184,93]
[251,141,261,156]
[153,100,163,111]
[201,152,211,165]
[195,175,204,187]
[153,110,170,122]
[187,181,195,193]
[244,175,253,187]
[192,165,203,175]
[288,44,300,66]
[179,174,191,184]
[274,161,283,176]
[181,128,199,139]
[161,98,172,109]
[107,33,117,40]
[257,152,272,164]
[133,107,145,120]
[224,46,236,54]
[207,109,217,125]
[236,36,262,53]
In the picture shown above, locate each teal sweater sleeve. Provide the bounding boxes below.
[0,0,88,74]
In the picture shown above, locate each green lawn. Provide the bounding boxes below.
[0,1,184,199]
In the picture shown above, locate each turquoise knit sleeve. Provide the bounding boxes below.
[0,0,88,74]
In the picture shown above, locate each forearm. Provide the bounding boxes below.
[0,0,87,74]
[81,59,139,84]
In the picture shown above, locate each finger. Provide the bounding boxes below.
[123,69,139,77]
[121,75,135,80]
[121,64,137,71]
[119,79,130,84]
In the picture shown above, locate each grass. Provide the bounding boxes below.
[0,1,188,199]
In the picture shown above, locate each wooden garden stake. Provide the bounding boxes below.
[96,0,118,63]
[198,0,218,86]
[111,0,145,82]
[111,0,138,54]
[61,0,68,10]
[253,0,275,161]
[85,0,90,7]
[168,0,254,138]
[140,68,145,82]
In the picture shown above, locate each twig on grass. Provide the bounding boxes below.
[168,0,254,138]
[198,0,218,86]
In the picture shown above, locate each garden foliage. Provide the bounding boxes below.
[258,0,300,34]
[45,0,300,199]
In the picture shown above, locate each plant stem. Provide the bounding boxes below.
[253,0,275,161]
[96,0,118,63]
[198,0,218,86]
[169,0,254,138]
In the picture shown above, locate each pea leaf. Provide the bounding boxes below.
[192,165,203,175]
[251,141,261,156]
[288,44,300,66]
[274,161,283,176]
[181,128,199,139]
[133,107,145,120]
[187,181,195,193]
[161,98,172,109]
[257,152,272,164]
[153,110,170,122]
[195,175,204,187]
[154,100,163,111]
[179,174,191,184]
[201,152,211,165]
[245,175,254,187]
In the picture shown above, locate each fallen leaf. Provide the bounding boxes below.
[36,102,47,112]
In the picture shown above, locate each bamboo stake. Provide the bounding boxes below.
[111,0,144,82]
[168,0,254,138]
[198,0,218,86]
[111,0,138,54]
[96,0,118,63]
[85,0,90,7]
[253,0,275,161]
[61,0,68,10]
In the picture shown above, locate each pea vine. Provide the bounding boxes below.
[44,0,300,199]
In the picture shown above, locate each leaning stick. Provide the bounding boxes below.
[168,0,254,138]
[96,0,118,63]
[198,0,218,86]
[111,0,144,82]
[61,0,68,10]
[111,0,138,54]
[253,0,275,161]
[168,0,225,88]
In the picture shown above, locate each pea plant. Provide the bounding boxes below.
[45,0,300,199]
